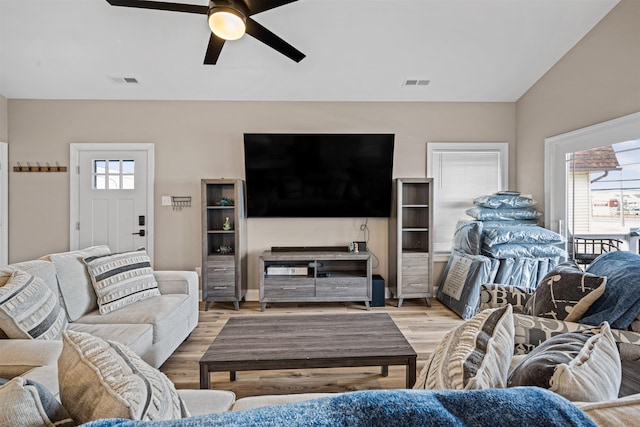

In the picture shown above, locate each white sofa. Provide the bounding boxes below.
[0,246,198,369]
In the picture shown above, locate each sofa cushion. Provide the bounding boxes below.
[576,393,640,426]
[67,322,153,358]
[507,322,621,402]
[1,260,59,297]
[58,330,189,424]
[0,377,75,427]
[75,294,191,344]
[231,393,334,411]
[178,390,237,415]
[524,261,606,322]
[46,246,111,322]
[414,305,514,390]
[0,340,62,395]
[83,248,160,315]
[0,270,68,339]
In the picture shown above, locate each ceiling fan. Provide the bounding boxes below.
[106,0,305,65]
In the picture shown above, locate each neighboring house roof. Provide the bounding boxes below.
[568,146,621,172]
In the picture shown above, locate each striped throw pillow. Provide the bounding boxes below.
[59,330,189,424]
[0,269,68,339]
[83,249,160,315]
[414,305,514,390]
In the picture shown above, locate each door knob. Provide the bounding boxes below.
[132,230,146,237]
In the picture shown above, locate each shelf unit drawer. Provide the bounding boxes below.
[316,278,368,298]
[400,275,429,293]
[206,260,235,280]
[401,252,429,276]
[208,284,236,297]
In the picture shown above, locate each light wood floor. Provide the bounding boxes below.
[160,299,463,399]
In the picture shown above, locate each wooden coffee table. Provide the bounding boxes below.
[199,313,417,389]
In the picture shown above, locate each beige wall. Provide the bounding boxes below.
[516,0,640,219]
[0,96,7,142]
[7,100,516,293]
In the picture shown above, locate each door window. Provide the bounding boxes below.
[93,159,135,190]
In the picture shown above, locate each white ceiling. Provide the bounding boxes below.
[0,0,620,102]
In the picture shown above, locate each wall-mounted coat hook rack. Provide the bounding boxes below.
[13,162,67,172]
[171,196,192,210]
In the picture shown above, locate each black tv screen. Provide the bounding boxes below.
[243,134,395,218]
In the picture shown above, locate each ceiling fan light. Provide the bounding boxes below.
[208,7,246,41]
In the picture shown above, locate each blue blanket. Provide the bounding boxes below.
[82,388,595,427]
[582,251,640,329]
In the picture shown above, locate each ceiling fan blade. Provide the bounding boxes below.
[106,0,208,14]
[244,0,298,15]
[245,17,305,63]
[204,33,226,65]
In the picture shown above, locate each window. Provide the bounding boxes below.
[427,142,508,253]
[545,112,640,243]
[93,159,135,190]
[566,140,640,237]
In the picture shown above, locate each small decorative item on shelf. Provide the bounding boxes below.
[216,197,234,206]
[216,245,233,254]
[222,216,232,230]
[349,242,359,253]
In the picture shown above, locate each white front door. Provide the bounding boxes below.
[70,144,154,261]
[0,142,7,267]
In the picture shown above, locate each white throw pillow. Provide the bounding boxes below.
[58,330,189,424]
[0,377,75,427]
[508,322,621,402]
[83,248,160,315]
[414,305,514,390]
[0,269,68,339]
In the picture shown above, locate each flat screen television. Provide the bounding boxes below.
[243,133,395,218]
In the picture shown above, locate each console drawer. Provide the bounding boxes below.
[263,278,315,298]
[316,277,368,298]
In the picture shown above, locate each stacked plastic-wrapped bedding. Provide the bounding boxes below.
[437,192,567,319]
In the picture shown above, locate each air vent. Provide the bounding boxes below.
[108,76,140,85]
[403,79,430,87]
